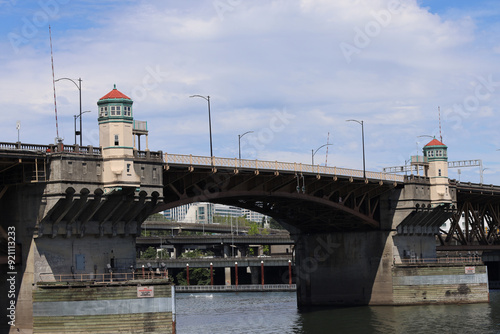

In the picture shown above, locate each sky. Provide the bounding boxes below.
[1,0,500,184]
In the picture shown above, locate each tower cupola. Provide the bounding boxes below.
[98,84,133,121]
[422,138,451,206]
[423,138,447,163]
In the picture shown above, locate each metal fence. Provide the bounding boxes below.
[397,256,483,266]
[38,271,169,283]
[175,284,296,292]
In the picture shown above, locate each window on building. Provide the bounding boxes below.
[110,106,116,116]
[68,161,73,174]
[82,162,87,175]
[96,163,101,176]
[438,169,442,176]
[126,164,131,173]
[153,167,157,179]
[114,135,119,146]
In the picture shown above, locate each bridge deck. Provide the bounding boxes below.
[164,153,404,182]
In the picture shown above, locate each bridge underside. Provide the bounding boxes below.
[159,165,399,233]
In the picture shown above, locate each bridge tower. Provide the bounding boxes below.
[423,138,452,206]
[98,85,140,190]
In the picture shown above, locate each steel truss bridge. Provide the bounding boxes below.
[160,153,404,233]
[438,180,500,251]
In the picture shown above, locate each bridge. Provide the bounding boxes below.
[1,86,496,333]
[141,219,288,235]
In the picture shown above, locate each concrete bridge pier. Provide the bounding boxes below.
[172,245,182,259]
[225,267,232,285]
[250,266,259,284]
[294,230,394,308]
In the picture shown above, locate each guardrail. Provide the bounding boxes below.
[164,153,404,182]
[0,142,163,161]
[38,271,169,283]
[397,256,482,266]
[175,284,296,292]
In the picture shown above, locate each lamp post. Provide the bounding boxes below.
[55,77,83,146]
[311,143,332,166]
[190,95,213,162]
[417,135,434,153]
[74,111,91,145]
[238,131,253,160]
[346,119,366,179]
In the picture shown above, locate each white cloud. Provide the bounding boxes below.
[1,0,500,182]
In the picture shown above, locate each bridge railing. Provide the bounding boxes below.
[164,153,404,182]
[38,271,169,283]
[398,256,482,265]
[175,284,296,292]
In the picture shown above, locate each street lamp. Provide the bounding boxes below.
[238,131,253,160]
[74,111,91,145]
[55,77,83,146]
[346,119,366,179]
[311,143,332,166]
[481,168,488,184]
[190,95,213,162]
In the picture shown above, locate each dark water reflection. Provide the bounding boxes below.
[176,290,500,334]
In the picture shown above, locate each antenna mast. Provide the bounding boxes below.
[438,106,442,142]
[49,25,61,142]
[325,131,330,166]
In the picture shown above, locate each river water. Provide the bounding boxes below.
[176,290,500,333]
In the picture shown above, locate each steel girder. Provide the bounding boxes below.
[159,166,398,233]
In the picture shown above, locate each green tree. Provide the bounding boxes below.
[248,223,260,235]
[141,246,157,259]
[176,268,211,285]
[180,249,214,259]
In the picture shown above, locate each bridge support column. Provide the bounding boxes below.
[294,230,393,308]
[250,266,259,284]
[238,246,247,257]
[224,267,232,285]
[223,244,231,258]
[172,245,182,259]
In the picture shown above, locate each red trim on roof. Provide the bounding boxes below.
[424,138,445,147]
[99,88,131,100]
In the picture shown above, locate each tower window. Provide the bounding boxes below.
[438,169,442,176]
[116,106,121,115]
[111,106,116,116]
[100,107,108,117]
[114,135,119,146]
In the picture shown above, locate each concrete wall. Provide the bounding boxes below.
[392,235,437,263]
[34,236,137,282]
[33,281,173,333]
[393,264,488,304]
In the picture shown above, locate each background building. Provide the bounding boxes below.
[162,203,268,225]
